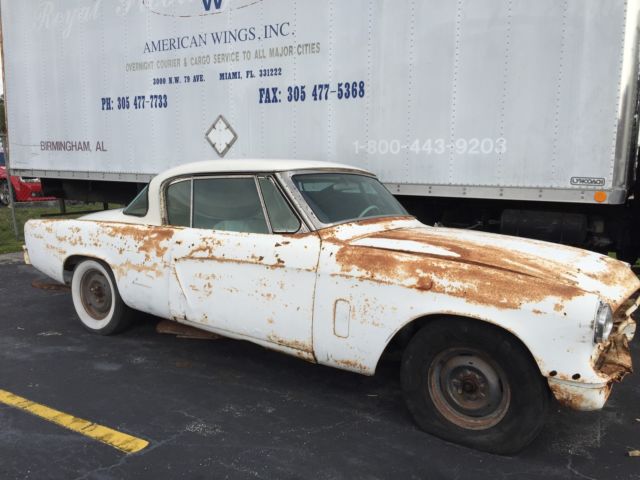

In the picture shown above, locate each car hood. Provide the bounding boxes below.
[324,219,640,311]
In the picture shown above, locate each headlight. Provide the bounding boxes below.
[594,302,614,344]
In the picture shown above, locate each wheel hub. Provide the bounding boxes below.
[454,369,485,395]
[428,349,511,430]
[80,269,112,320]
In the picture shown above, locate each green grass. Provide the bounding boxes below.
[0,203,105,254]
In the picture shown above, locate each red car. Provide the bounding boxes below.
[0,153,55,205]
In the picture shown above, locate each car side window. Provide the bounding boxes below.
[193,177,269,234]
[258,177,301,233]
[166,180,191,227]
[123,185,149,217]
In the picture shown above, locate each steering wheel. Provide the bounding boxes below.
[358,205,381,218]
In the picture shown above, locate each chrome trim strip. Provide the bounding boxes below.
[258,175,308,234]
[161,177,192,227]
[189,178,194,228]
[254,176,273,234]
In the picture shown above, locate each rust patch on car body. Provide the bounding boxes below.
[594,334,633,381]
[550,309,636,410]
[385,228,638,310]
[333,358,369,372]
[156,320,221,340]
[331,242,582,311]
[320,219,640,311]
[112,260,164,279]
[349,215,414,228]
[267,334,312,352]
[185,237,224,258]
[100,224,176,258]
[548,382,601,410]
[374,228,574,284]
[181,253,292,272]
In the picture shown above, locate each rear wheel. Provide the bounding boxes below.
[71,259,132,335]
[401,318,549,454]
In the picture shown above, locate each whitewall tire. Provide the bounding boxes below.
[71,259,132,335]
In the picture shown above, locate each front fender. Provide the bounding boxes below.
[313,258,604,390]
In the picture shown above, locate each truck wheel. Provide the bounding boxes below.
[0,180,11,206]
[401,318,549,454]
[71,259,132,335]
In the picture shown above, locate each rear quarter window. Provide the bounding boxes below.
[123,185,149,217]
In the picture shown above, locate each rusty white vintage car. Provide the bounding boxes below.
[23,160,639,454]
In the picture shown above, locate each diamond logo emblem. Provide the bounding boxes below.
[205,115,238,157]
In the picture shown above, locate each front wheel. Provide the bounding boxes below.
[71,259,133,335]
[401,318,549,454]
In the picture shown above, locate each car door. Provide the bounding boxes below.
[166,174,320,357]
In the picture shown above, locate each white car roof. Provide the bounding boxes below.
[152,159,370,185]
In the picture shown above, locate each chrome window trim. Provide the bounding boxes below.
[254,176,273,233]
[189,177,194,228]
[162,177,193,227]
[257,175,305,234]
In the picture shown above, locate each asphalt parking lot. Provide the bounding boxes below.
[1,255,639,480]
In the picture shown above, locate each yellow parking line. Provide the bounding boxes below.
[0,389,149,454]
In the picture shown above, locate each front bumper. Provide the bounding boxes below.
[547,377,611,411]
[548,295,637,411]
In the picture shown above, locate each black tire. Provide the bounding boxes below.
[401,318,549,455]
[70,259,133,335]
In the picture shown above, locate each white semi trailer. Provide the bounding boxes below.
[1,0,639,260]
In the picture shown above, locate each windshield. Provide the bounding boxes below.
[292,173,409,225]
